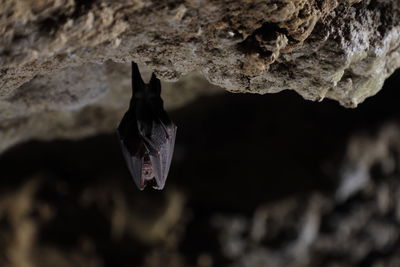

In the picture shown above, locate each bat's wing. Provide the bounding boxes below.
[116,130,146,190]
[117,62,177,190]
[117,63,148,190]
[144,120,177,190]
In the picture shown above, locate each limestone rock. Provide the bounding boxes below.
[0,0,399,150]
[0,61,221,152]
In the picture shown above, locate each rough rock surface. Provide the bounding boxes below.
[0,61,221,152]
[214,123,400,267]
[0,0,400,150]
[1,0,399,104]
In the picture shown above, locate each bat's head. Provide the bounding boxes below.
[137,153,163,190]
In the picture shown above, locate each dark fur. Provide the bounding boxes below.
[117,62,177,190]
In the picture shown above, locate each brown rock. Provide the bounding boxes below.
[0,0,399,149]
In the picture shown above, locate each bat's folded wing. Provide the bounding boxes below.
[117,131,145,190]
[148,123,177,190]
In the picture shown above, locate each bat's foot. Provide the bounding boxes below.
[139,177,160,190]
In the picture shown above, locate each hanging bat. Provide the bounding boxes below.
[117,62,177,190]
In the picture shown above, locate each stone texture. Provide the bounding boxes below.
[213,123,400,267]
[0,62,222,152]
[0,0,400,149]
[0,174,186,267]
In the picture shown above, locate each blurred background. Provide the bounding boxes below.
[0,69,400,267]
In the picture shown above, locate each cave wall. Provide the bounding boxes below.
[0,0,399,150]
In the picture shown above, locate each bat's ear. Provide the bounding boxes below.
[131,62,145,92]
[148,73,162,96]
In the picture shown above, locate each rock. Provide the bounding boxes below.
[0,173,187,267]
[0,61,222,152]
[212,123,400,267]
[336,123,400,201]
[0,0,400,149]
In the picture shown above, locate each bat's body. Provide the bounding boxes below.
[117,62,177,190]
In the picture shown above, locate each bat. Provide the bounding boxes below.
[117,62,177,190]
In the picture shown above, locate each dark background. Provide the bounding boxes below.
[0,69,399,267]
